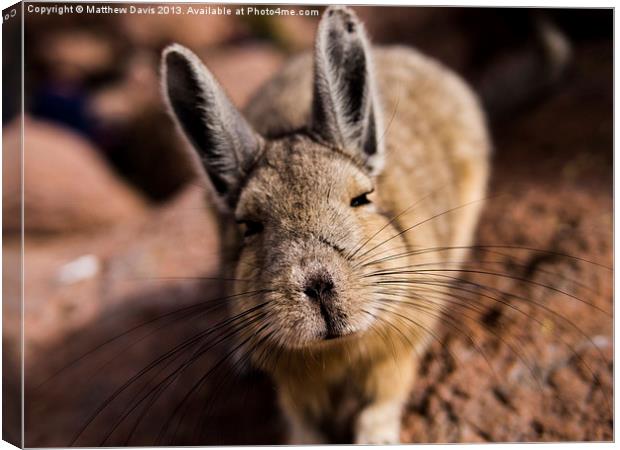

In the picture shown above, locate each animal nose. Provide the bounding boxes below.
[304,273,335,302]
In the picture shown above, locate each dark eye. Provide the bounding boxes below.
[351,192,372,207]
[237,220,264,237]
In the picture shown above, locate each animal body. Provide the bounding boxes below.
[162,6,489,444]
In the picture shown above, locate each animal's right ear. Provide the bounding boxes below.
[161,44,262,208]
[310,6,384,174]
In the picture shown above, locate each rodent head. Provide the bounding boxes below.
[231,135,384,346]
[162,7,408,359]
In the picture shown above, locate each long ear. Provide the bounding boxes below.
[161,44,262,208]
[311,6,384,174]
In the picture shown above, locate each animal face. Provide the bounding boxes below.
[230,135,404,350]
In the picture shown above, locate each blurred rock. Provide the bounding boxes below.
[200,44,286,108]
[97,108,197,202]
[121,13,247,50]
[25,15,129,87]
[354,7,473,73]
[2,117,147,234]
[43,29,118,83]
[401,184,612,443]
[89,51,161,124]
[18,184,217,354]
[268,12,318,51]
[86,50,196,202]
[101,185,220,307]
[241,9,319,52]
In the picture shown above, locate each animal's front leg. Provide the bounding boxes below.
[354,399,404,444]
[353,352,418,444]
[278,388,327,444]
[286,411,327,445]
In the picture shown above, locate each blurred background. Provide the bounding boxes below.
[2,4,612,446]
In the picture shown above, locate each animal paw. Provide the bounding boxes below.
[354,402,402,444]
[354,424,400,445]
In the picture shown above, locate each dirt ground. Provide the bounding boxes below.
[2,6,612,446]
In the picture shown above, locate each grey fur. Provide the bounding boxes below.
[311,6,384,173]
[161,44,262,207]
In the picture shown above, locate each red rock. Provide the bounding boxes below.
[3,118,147,235]
[121,12,246,50]
[200,44,286,108]
[17,185,217,353]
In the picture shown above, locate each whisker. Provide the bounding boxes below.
[368,292,503,385]
[373,289,534,387]
[132,276,255,283]
[70,301,269,446]
[358,244,612,271]
[365,275,612,414]
[364,299,472,377]
[120,343,192,445]
[346,184,449,261]
[190,325,280,444]
[354,194,508,264]
[37,288,269,390]
[101,310,269,446]
[157,319,274,445]
[361,258,602,297]
[377,88,400,148]
[365,268,611,316]
[368,293,597,408]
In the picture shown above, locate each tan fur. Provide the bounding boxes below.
[237,51,489,444]
[163,7,489,444]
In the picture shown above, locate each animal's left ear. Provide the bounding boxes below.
[311,6,384,174]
